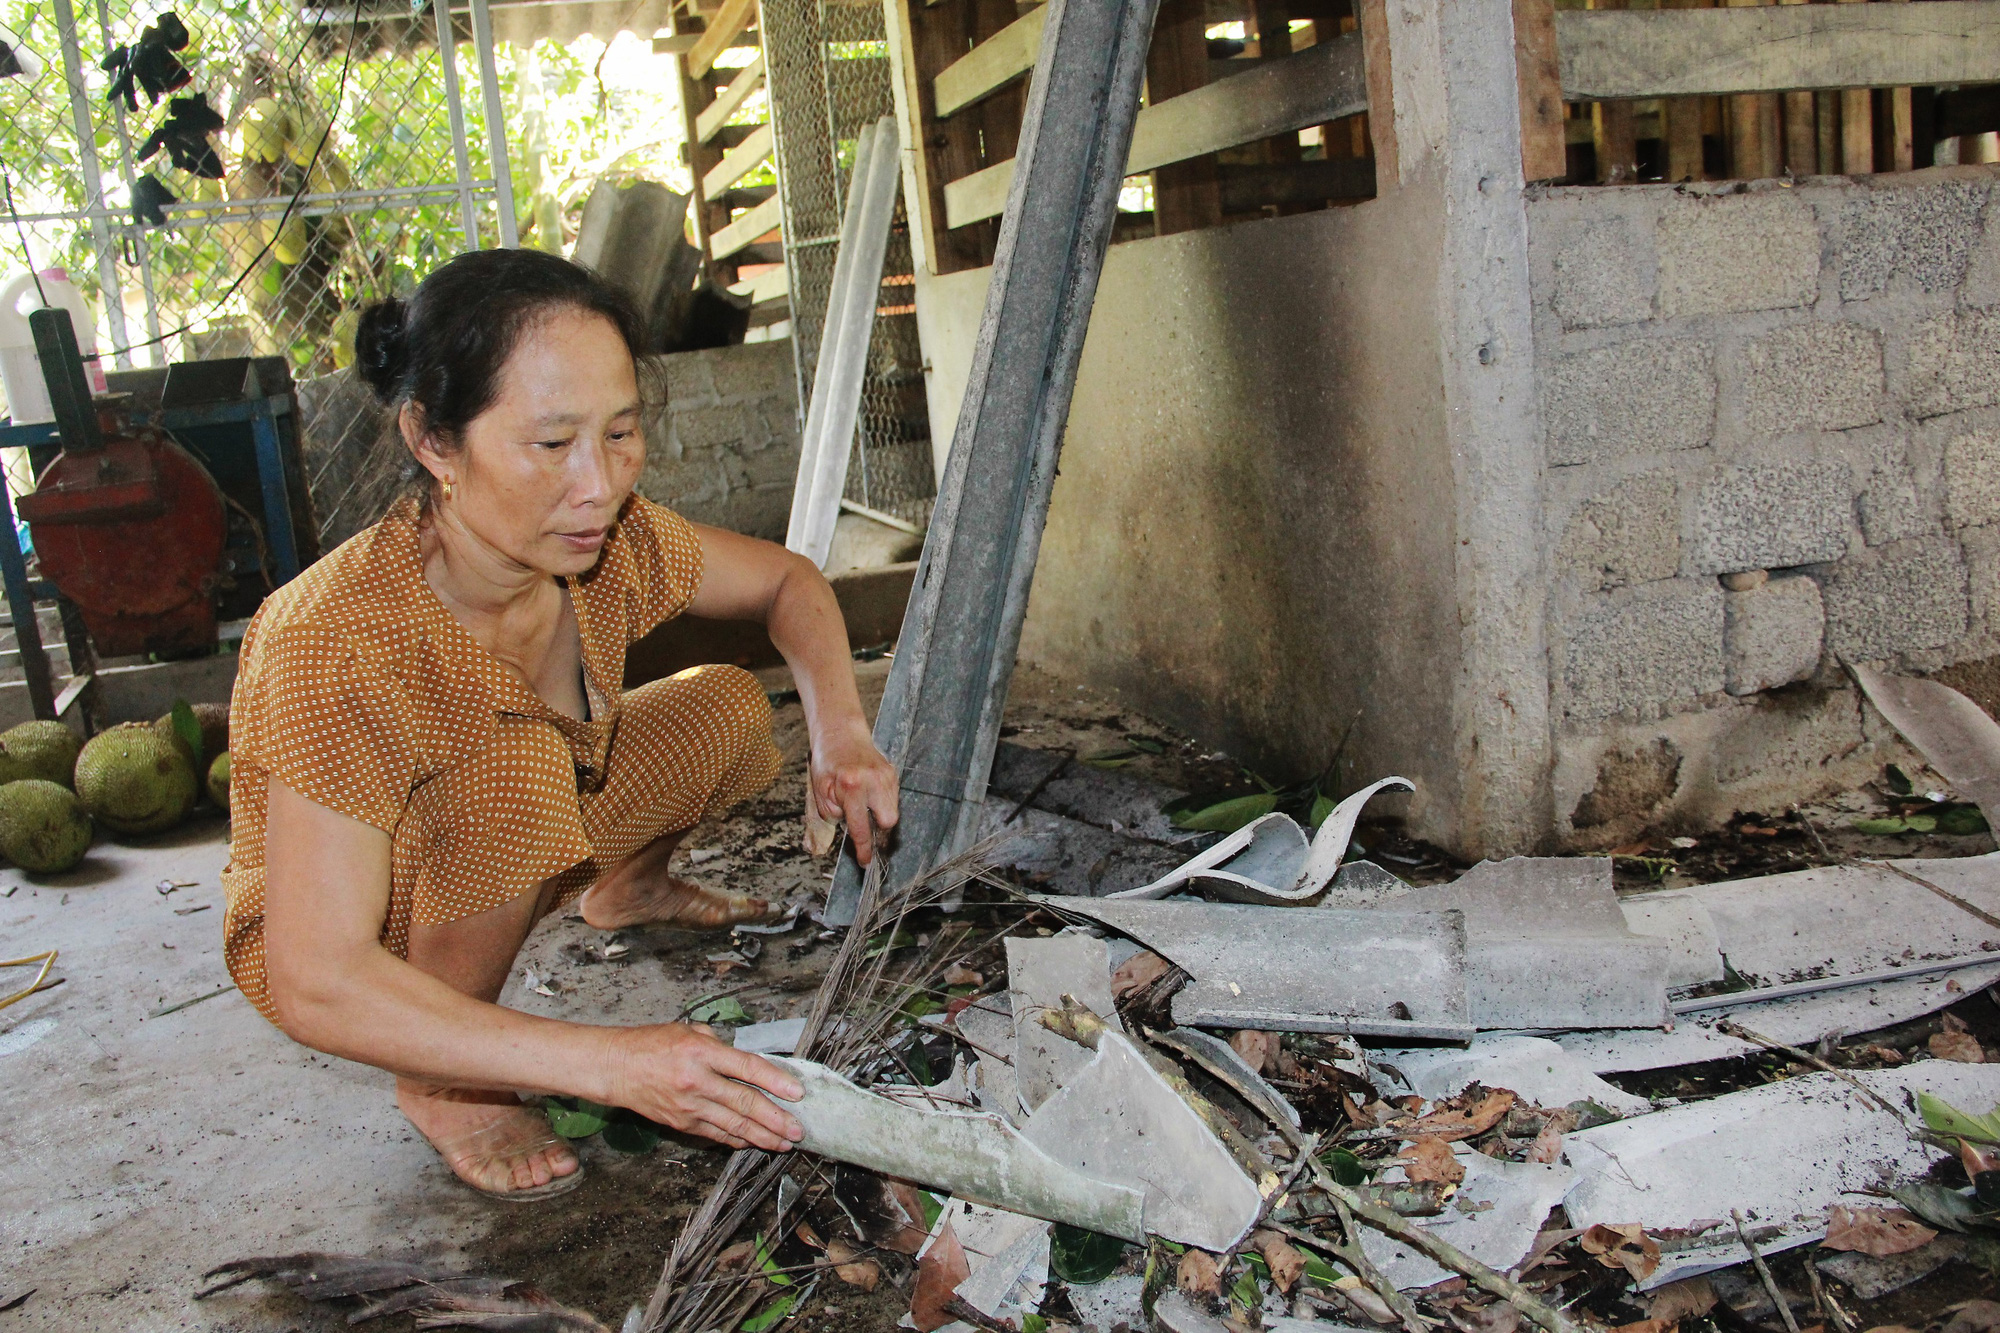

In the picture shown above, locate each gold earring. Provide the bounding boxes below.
[442,477,454,501]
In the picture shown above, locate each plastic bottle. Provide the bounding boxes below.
[0,268,110,425]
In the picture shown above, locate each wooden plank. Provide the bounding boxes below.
[1356,0,1397,189]
[687,0,757,78]
[938,29,1370,229]
[933,3,1044,117]
[709,192,782,258]
[904,0,990,274]
[1514,0,1567,183]
[1147,0,1219,235]
[942,31,1367,227]
[728,263,790,305]
[1556,1,2000,99]
[702,121,774,200]
[1837,0,1873,173]
[1659,0,1710,181]
[695,53,765,143]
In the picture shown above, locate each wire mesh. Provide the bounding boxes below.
[761,0,933,529]
[0,0,510,550]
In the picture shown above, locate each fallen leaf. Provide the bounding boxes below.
[824,1239,881,1293]
[1177,1249,1223,1299]
[1528,1109,1578,1165]
[883,1182,938,1254]
[1332,1276,1398,1325]
[1863,1326,1922,1333]
[1512,1228,1584,1278]
[1609,1321,1676,1333]
[803,804,838,857]
[1450,1302,1523,1333]
[1822,1206,1938,1257]
[1409,1088,1517,1142]
[1110,950,1172,998]
[1580,1223,1661,1283]
[1644,1277,1717,1323]
[1230,1030,1279,1075]
[1253,1230,1306,1294]
[942,963,983,987]
[1400,1137,1466,1186]
[716,1240,760,1274]
[910,1225,970,1332]
[1933,1031,1987,1063]
[1945,1305,2000,1333]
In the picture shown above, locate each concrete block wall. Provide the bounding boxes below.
[636,339,802,541]
[1530,165,2000,843]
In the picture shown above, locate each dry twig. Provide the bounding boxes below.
[1733,1208,1801,1333]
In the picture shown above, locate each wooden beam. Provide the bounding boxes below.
[942,31,1368,227]
[1514,0,1567,183]
[933,3,1045,117]
[709,193,782,258]
[728,264,790,305]
[902,0,991,274]
[1556,1,2000,100]
[1148,0,1220,235]
[695,54,765,144]
[702,122,774,200]
[1356,0,1397,190]
[687,0,757,78]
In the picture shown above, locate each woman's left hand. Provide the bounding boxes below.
[810,717,898,865]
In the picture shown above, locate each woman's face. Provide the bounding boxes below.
[417,307,646,578]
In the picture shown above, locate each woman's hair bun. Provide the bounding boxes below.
[353,297,411,404]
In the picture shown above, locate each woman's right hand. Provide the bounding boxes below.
[606,1023,806,1152]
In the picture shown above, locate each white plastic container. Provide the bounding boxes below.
[0,268,110,425]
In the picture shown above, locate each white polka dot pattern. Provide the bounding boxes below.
[220,495,781,1025]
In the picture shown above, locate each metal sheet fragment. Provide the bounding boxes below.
[1852,664,2000,833]
[1006,934,1124,1111]
[1358,1150,1578,1290]
[1030,894,1473,1040]
[1368,1035,1652,1119]
[1563,1062,2000,1288]
[1019,1032,1264,1252]
[767,1057,1146,1242]
[1153,1025,1302,1128]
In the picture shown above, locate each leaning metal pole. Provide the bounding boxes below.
[824,0,1162,924]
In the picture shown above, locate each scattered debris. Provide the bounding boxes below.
[1006,933,1125,1110]
[172,902,210,916]
[733,1017,807,1055]
[146,983,235,1019]
[1368,1035,1652,1120]
[1853,664,2000,834]
[196,1252,610,1329]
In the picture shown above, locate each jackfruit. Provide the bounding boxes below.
[75,722,197,836]
[0,779,92,873]
[1,720,81,788]
[153,702,228,773]
[207,751,230,813]
[270,214,309,266]
[240,97,288,165]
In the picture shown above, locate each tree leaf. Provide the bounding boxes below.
[547,1099,611,1139]
[1050,1224,1127,1284]
[1889,1182,1986,1234]
[1308,792,1336,831]
[689,997,751,1025]
[1171,793,1279,833]
[1321,1147,1368,1187]
[1942,805,1992,835]
[1229,1263,1262,1312]
[601,1117,661,1154]
[1080,747,1140,770]
[1127,736,1166,754]
[1918,1091,2000,1145]
[1854,818,1912,835]
[171,698,204,773]
[739,1292,794,1333]
[1906,814,1939,833]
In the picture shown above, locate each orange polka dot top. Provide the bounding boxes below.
[220,494,705,1021]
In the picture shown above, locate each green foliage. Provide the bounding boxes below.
[689,996,752,1024]
[1049,1224,1126,1284]
[1320,1146,1368,1186]
[546,1097,612,1138]
[1919,1091,2000,1145]
[170,699,204,774]
[1169,792,1278,833]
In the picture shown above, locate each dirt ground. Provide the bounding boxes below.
[3,657,1997,1331]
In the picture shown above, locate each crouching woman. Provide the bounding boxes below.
[220,249,897,1199]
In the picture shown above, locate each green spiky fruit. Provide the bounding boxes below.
[0,778,93,873]
[153,704,229,773]
[75,722,197,836]
[207,751,231,813]
[1,720,81,788]
[240,97,289,164]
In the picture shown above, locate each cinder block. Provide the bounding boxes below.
[1543,338,1715,467]
[1946,433,2000,529]
[1964,196,2000,309]
[1558,470,1681,589]
[1964,523,2000,641]
[707,339,799,403]
[1724,573,1825,695]
[1815,537,1970,660]
[1858,464,1934,545]
[1551,217,1654,331]
[1906,309,2000,419]
[1691,459,1854,574]
[1562,578,1725,721]
[670,403,755,456]
[1736,322,1882,436]
[1838,178,1989,301]
[659,351,718,405]
[1657,193,1821,317]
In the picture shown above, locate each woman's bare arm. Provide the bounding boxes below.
[684,523,899,862]
[260,777,804,1150]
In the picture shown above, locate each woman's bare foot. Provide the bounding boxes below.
[578,836,770,931]
[396,1081,581,1197]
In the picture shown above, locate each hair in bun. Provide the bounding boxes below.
[353,297,410,404]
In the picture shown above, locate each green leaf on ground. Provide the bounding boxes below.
[1890,1181,1990,1233]
[547,1098,612,1139]
[917,1189,944,1230]
[601,1117,661,1154]
[1022,1317,1050,1333]
[171,698,204,772]
[1854,817,1918,835]
[1303,1254,1340,1286]
[739,1292,794,1332]
[1918,1091,2000,1144]
[1171,792,1279,833]
[1050,1224,1127,1284]
[1080,747,1141,770]
[1321,1147,1368,1186]
[1308,792,1336,831]
[1229,1264,1262,1312]
[1941,804,1992,835]
[1126,736,1166,754]
[689,997,752,1025]
[755,1234,792,1286]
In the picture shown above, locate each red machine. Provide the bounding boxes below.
[15,397,228,658]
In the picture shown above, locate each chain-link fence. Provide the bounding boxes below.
[0,0,519,550]
[761,0,933,530]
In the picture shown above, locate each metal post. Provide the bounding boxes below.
[432,0,481,247]
[0,475,56,722]
[95,0,161,363]
[467,0,520,248]
[49,0,134,365]
[248,400,302,584]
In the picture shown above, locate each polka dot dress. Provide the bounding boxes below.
[220,495,782,1026]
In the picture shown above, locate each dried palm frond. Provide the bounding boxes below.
[636,840,1017,1333]
[195,1253,611,1331]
